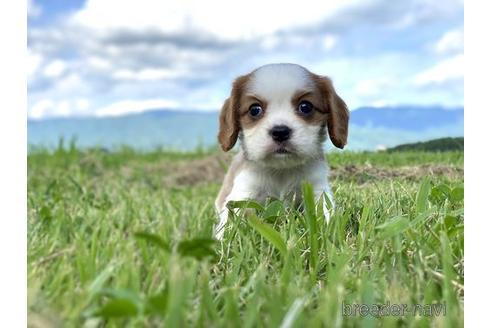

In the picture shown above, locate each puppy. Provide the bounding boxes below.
[214,63,349,240]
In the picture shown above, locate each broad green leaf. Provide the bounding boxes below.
[247,215,287,257]
[227,200,264,211]
[95,298,139,318]
[430,184,451,205]
[39,206,52,221]
[444,215,458,229]
[100,288,142,305]
[376,216,410,239]
[134,232,170,251]
[177,238,217,261]
[410,210,432,229]
[447,225,464,239]
[450,187,464,202]
[263,200,285,219]
[145,290,168,316]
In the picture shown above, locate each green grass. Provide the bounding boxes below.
[27,147,464,327]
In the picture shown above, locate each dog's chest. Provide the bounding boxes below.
[240,166,311,201]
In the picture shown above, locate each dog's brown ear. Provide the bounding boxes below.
[217,74,250,152]
[218,98,239,151]
[313,75,349,149]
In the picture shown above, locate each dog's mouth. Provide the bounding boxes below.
[271,144,296,156]
[275,147,291,154]
[259,144,307,168]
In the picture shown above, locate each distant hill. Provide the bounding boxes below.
[350,106,463,131]
[27,106,464,151]
[387,137,464,152]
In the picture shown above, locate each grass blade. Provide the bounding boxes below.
[415,178,431,214]
[280,298,305,328]
[302,182,318,272]
[247,215,287,257]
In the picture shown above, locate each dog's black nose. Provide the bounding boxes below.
[269,125,292,142]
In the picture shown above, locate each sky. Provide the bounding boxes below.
[27,0,464,119]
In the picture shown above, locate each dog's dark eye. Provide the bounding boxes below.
[298,101,314,115]
[249,104,263,118]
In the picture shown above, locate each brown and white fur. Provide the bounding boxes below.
[214,63,349,240]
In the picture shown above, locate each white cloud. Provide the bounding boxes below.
[391,0,463,29]
[26,0,464,119]
[112,68,187,81]
[260,35,281,50]
[413,54,463,86]
[30,99,54,119]
[434,27,463,54]
[56,73,87,93]
[87,56,112,70]
[354,77,393,97]
[55,101,71,116]
[75,98,90,111]
[95,99,179,117]
[322,35,337,50]
[29,98,92,119]
[27,48,42,80]
[43,60,67,78]
[259,33,337,52]
[370,100,391,108]
[72,0,360,41]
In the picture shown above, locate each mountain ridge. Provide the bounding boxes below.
[27,105,463,151]
[28,105,464,132]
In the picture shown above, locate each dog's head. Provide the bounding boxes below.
[218,63,349,168]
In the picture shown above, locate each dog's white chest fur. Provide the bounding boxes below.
[231,152,331,202]
[214,151,334,239]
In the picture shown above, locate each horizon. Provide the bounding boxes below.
[27,103,465,122]
[27,105,463,151]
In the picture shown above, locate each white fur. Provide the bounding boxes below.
[214,155,334,240]
[215,63,336,240]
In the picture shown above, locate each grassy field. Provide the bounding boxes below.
[27,146,464,327]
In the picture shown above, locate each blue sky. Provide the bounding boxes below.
[27,0,463,119]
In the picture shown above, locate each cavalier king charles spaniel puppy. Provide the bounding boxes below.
[214,63,349,240]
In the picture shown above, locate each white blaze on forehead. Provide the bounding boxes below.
[249,64,314,102]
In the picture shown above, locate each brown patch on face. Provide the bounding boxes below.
[308,73,349,149]
[218,73,252,151]
[291,89,330,126]
[237,94,269,130]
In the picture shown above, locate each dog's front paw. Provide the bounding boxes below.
[214,209,229,240]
